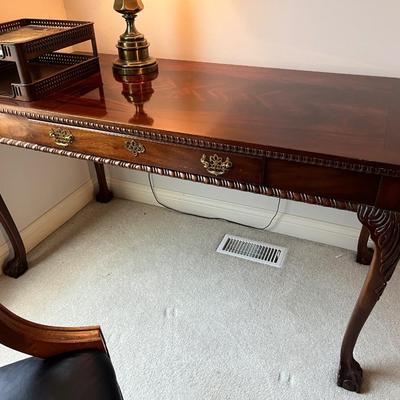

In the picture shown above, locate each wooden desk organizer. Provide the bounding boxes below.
[0,19,100,101]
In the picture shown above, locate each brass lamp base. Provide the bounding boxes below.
[113,1,158,76]
[113,57,158,76]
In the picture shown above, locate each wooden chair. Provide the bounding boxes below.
[0,303,123,400]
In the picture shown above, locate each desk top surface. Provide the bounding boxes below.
[1,54,400,170]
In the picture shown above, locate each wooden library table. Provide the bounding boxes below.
[0,54,399,393]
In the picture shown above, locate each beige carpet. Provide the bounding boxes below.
[0,199,399,399]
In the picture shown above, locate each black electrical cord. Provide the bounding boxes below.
[148,173,281,231]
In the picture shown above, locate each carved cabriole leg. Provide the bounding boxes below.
[0,194,28,278]
[356,225,374,265]
[94,162,114,203]
[338,205,400,393]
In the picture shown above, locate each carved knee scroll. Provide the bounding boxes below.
[358,205,400,297]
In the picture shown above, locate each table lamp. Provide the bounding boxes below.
[113,0,158,76]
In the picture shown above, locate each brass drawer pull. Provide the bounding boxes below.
[125,140,146,156]
[49,128,74,148]
[201,154,233,176]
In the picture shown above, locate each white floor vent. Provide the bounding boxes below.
[217,234,287,268]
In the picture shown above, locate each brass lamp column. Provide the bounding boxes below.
[113,0,158,76]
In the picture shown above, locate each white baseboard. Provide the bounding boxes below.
[0,180,95,274]
[110,178,360,251]
[0,176,360,276]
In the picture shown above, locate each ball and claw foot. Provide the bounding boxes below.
[3,257,28,279]
[337,358,363,393]
[356,247,374,266]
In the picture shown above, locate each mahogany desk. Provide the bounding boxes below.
[1,54,400,393]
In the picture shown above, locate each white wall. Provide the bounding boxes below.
[0,1,91,251]
[1,0,67,23]
[65,0,400,78]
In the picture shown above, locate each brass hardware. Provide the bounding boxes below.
[49,128,74,147]
[201,154,233,177]
[113,0,158,76]
[125,139,146,156]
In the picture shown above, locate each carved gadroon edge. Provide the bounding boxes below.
[0,137,360,212]
[357,205,400,298]
[1,108,400,178]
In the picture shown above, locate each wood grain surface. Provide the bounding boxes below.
[1,54,399,170]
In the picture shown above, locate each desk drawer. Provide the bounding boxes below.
[0,115,265,184]
[265,159,380,204]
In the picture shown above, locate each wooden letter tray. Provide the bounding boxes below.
[0,19,100,101]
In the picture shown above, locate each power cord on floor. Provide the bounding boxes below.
[147,173,281,231]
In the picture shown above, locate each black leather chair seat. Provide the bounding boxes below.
[0,350,123,400]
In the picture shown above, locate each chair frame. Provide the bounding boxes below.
[0,303,107,358]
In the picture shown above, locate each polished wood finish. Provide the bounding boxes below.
[1,55,400,170]
[0,194,27,278]
[264,159,380,205]
[1,54,400,393]
[0,113,265,185]
[0,302,106,358]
